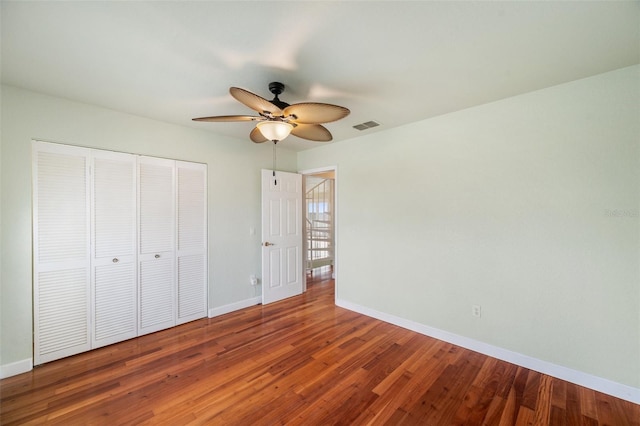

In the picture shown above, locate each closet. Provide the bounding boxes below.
[33,141,207,365]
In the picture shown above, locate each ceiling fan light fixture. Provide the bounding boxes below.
[193,82,350,143]
[257,120,293,142]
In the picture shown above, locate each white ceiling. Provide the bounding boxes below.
[2,1,639,151]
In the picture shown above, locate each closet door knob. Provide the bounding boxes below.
[155,254,160,259]
[112,258,119,263]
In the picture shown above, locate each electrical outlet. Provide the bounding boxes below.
[250,275,258,286]
[472,305,482,318]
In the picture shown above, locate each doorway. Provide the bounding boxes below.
[302,168,337,289]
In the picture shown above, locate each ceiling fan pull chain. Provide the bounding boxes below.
[272,141,277,185]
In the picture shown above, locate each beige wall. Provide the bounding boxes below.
[0,85,297,368]
[298,66,640,389]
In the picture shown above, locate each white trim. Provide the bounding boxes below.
[1,358,33,379]
[336,298,640,405]
[208,296,261,318]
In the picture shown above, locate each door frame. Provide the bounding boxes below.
[299,165,338,298]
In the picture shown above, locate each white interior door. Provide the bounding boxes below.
[91,150,137,348]
[138,156,176,335]
[175,161,208,324]
[261,169,303,305]
[33,142,92,364]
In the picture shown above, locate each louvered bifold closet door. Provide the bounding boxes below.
[33,142,91,365]
[91,151,137,348]
[176,161,208,324]
[138,156,176,335]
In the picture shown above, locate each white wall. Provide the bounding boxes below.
[0,85,296,371]
[298,66,640,392]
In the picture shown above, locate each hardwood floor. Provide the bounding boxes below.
[2,269,638,425]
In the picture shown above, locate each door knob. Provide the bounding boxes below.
[263,242,274,246]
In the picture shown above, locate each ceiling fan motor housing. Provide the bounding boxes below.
[268,81,285,95]
[268,81,290,110]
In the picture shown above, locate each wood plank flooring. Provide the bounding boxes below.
[2,269,639,425]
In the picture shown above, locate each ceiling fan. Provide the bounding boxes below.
[193,82,350,144]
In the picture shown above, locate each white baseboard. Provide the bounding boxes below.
[208,296,261,318]
[1,358,33,379]
[336,298,640,405]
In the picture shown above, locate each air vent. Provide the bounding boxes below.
[353,120,380,131]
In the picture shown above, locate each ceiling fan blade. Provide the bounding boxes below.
[291,123,332,142]
[192,115,260,122]
[230,87,283,116]
[250,127,268,143]
[284,103,350,124]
